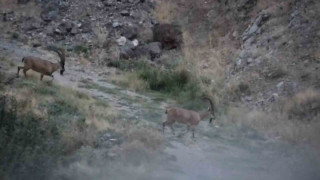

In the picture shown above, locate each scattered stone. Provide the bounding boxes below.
[71,26,79,35]
[276,81,284,89]
[121,26,138,40]
[132,39,139,47]
[116,36,127,46]
[112,21,121,28]
[81,21,92,33]
[120,10,130,16]
[120,42,135,59]
[148,42,162,60]
[17,0,30,4]
[242,14,270,41]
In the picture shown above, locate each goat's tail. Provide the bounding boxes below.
[21,57,25,62]
[164,106,172,114]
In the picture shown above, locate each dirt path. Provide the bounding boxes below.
[1,39,319,180]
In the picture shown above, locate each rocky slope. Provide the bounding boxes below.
[1,0,320,121]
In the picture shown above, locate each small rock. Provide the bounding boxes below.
[202,63,209,69]
[71,26,79,35]
[236,59,242,66]
[246,96,253,101]
[120,42,135,59]
[247,58,253,64]
[116,36,127,46]
[17,0,30,4]
[121,25,138,40]
[132,39,139,47]
[276,82,284,89]
[120,10,130,16]
[148,42,162,60]
[112,21,121,28]
[81,21,92,33]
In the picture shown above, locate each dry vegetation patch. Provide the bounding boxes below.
[285,89,320,122]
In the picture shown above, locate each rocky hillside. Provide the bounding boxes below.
[155,0,320,121]
[1,0,320,137]
[0,0,170,63]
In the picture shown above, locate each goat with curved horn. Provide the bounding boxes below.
[163,97,215,138]
[17,46,66,81]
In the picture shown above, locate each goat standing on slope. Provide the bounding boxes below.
[17,46,65,81]
[163,98,215,138]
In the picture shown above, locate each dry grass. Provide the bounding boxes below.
[7,74,118,153]
[154,0,178,24]
[218,106,320,147]
[121,127,163,164]
[285,89,320,121]
[0,0,41,17]
[109,72,148,92]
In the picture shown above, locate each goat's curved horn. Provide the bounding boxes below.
[47,46,65,64]
[202,97,214,114]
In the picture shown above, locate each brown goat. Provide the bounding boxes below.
[163,98,215,138]
[17,46,65,81]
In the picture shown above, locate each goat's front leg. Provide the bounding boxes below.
[40,74,44,81]
[170,125,175,135]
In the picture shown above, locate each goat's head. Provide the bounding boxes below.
[202,97,215,123]
[48,46,66,75]
[60,61,65,75]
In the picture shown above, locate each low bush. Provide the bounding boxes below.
[0,96,63,180]
[285,89,320,121]
[136,62,200,100]
[74,45,89,55]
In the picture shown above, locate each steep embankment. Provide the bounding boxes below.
[1,0,320,179]
[1,39,320,180]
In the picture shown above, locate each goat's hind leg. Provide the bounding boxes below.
[23,68,30,77]
[17,66,24,77]
[170,125,175,135]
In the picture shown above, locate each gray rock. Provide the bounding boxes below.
[41,10,59,22]
[120,10,130,16]
[242,14,269,41]
[121,26,138,40]
[18,0,30,4]
[112,21,121,28]
[120,42,135,59]
[148,42,162,60]
[71,26,79,35]
[134,45,149,58]
[103,0,116,6]
[132,39,139,46]
[81,21,92,33]
[116,36,127,46]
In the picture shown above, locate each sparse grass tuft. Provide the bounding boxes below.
[74,45,89,55]
[110,72,148,92]
[218,106,320,147]
[11,32,19,40]
[285,89,320,121]
[0,75,117,179]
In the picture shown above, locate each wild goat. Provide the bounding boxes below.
[17,46,65,80]
[163,98,215,138]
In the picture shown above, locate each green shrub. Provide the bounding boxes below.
[74,45,88,54]
[137,62,200,100]
[11,33,19,40]
[0,96,62,180]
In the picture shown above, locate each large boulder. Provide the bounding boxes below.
[153,24,182,50]
[147,42,162,60]
[18,0,30,4]
[120,42,136,59]
[121,26,138,40]
[40,2,60,22]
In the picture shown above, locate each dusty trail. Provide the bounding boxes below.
[1,40,319,180]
